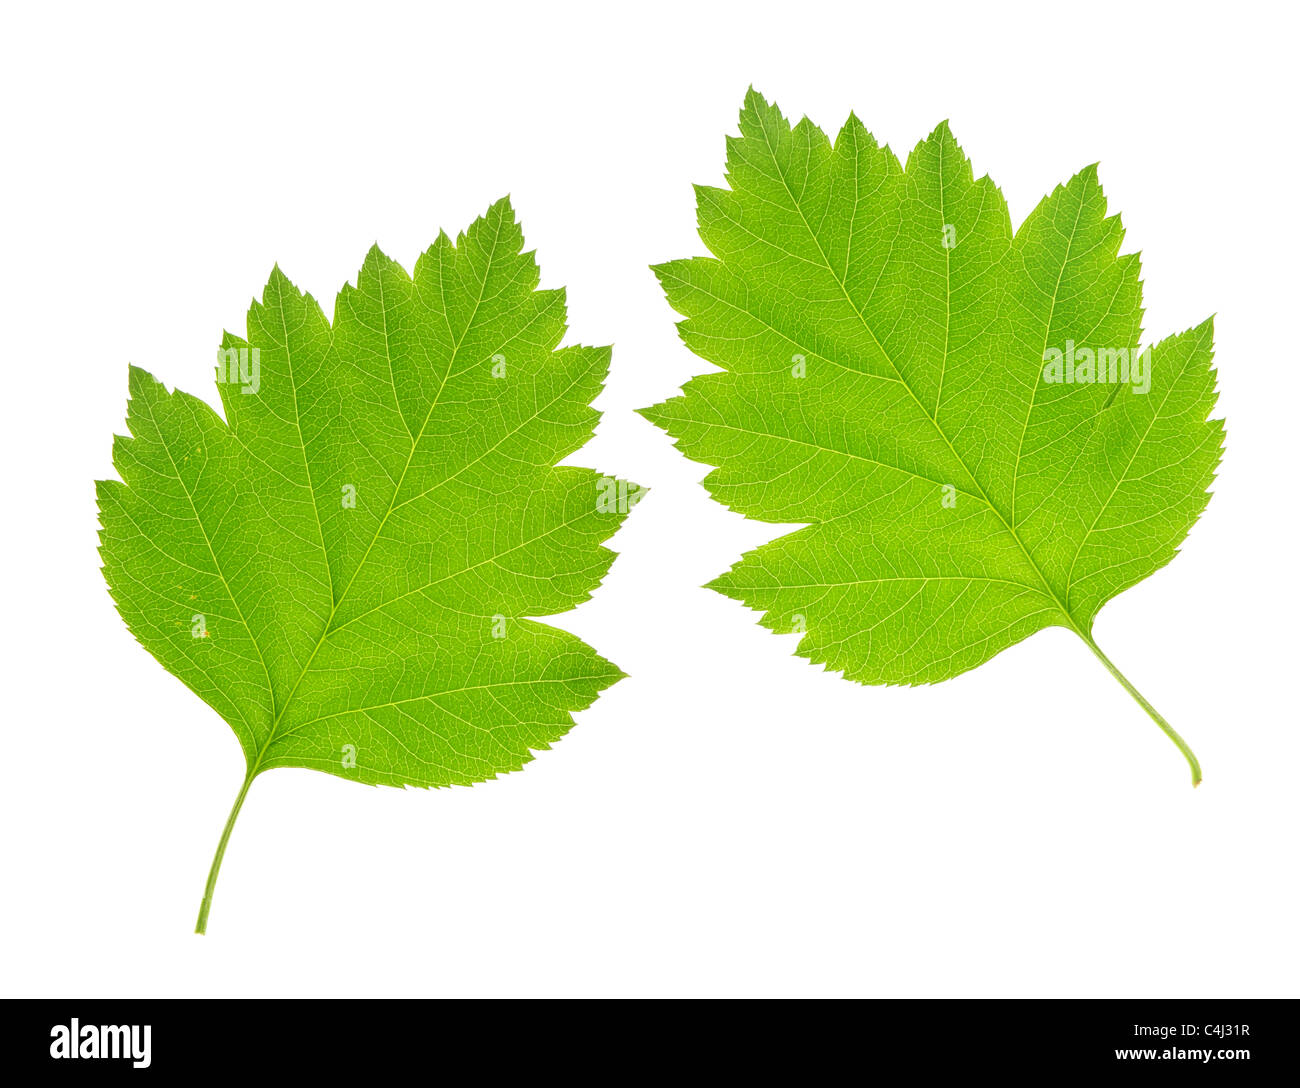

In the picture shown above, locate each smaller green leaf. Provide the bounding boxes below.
[98,198,636,930]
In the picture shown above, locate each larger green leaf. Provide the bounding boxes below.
[642,91,1223,784]
[97,198,634,930]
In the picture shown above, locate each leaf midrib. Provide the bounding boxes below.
[751,109,1083,637]
[242,211,505,778]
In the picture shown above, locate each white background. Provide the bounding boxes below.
[2,0,1296,997]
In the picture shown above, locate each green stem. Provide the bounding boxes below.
[1080,633,1202,787]
[194,771,257,934]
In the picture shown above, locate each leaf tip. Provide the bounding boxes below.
[488,193,517,223]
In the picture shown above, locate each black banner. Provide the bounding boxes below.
[1,998,1294,1076]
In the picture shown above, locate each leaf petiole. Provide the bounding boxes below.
[1079,633,1202,787]
[194,771,257,935]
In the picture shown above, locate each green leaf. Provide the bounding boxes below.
[97,198,635,930]
[641,90,1223,785]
